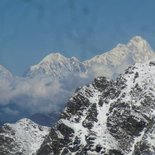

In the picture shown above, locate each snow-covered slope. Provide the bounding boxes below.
[25,53,86,79]
[0,118,50,155]
[37,59,155,155]
[84,36,155,78]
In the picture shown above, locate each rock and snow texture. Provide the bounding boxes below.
[0,118,50,155]
[37,59,155,155]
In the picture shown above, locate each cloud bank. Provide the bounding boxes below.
[0,72,93,122]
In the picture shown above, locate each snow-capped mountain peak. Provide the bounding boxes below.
[40,52,67,63]
[84,36,155,78]
[25,52,86,79]
[127,36,154,62]
[128,36,150,49]
[0,118,50,155]
[29,52,67,71]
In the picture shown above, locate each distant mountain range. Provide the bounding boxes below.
[0,36,155,126]
[25,36,155,79]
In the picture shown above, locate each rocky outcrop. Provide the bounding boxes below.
[37,59,155,155]
[0,118,49,155]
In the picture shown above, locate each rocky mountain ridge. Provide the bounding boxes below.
[37,59,155,155]
[0,118,50,155]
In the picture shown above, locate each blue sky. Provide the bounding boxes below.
[0,0,155,75]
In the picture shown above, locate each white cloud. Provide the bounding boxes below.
[0,72,92,119]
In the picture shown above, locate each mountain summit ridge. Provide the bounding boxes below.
[25,36,155,79]
[25,52,86,79]
[1,36,154,80]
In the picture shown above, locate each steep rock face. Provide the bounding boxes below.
[37,59,155,155]
[0,118,50,155]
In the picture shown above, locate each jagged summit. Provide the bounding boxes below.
[128,36,149,47]
[84,36,155,78]
[29,52,67,71]
[0,118,50,155]
[129,36,151,52]
[85,36,154,63]
[15,118,35,125]
[25,52,86,78]
[40,52,67,63]
[127,36,154,60]
[129,35,146,42]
